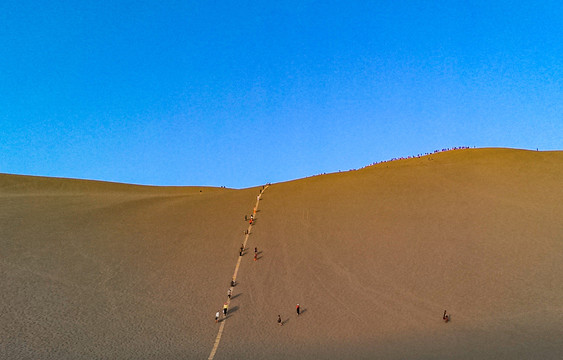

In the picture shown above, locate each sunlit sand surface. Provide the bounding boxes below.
[2,148,562,359]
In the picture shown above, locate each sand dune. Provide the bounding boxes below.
[1,148,562,359]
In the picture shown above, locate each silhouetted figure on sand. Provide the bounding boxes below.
[296,304,300,316]
[443,310,450,323]
[277,315,283,326]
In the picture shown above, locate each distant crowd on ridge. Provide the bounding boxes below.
[304,146,473,178]
[364,146,473,167]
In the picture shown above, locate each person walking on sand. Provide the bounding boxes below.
[223,303,228,317]
[239,244,244,256]
[227,289,232,299]
[277,315,282,326]
[254,252,257,261]
[443,310,449,323]
[215,311,220,323]
[296,304,300,316]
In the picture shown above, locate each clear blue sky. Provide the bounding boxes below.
[1,1,562,188]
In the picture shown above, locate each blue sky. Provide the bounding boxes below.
[1,1,562,188]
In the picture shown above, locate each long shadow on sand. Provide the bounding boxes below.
[231,293,242,300]
[220,307,240,321]
[223,306,239,320]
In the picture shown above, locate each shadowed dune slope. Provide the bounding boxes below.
[1,177,260,359]
[2,148,562,359]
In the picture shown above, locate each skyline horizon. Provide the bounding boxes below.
[2,146,557,189]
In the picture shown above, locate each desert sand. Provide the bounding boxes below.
[1,148,562,359]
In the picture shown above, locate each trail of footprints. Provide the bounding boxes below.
[208,185,268,360]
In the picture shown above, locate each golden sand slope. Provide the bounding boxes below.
[1,176,259,359]
[1,148,562,359]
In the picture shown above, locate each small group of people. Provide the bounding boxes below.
[216,288,237,323]
[277,304,301,326]
[240,244,260,261]
[217,194,270,325]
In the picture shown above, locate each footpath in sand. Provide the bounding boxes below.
[208,185,268,360]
